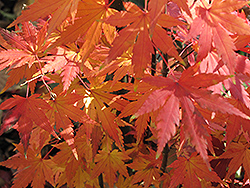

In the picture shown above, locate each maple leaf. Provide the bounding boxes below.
[0,21,50,68]
[169,153,222,188]
[9,0,80,34]
[92,149,130,187]
[148,0,167,32]
[134,63,248,163]
[223,98,250,143]
[220,142,250,179]
[78,81,127,147]
[72,163,99,188]
[1,63,38,94]
[52,138,98,188]
[52,141,84,187]
[105,3,153,78]
[0,21,52,92]
[46,93,93,158]
[36,47,81,91]
[78,5,117,62]
[118,82,159,141]
[49,0,116,51]
[186,0,250,71]
[172,0,192,17]
[95,48,134,88]
[115,176,143,188]
[127,149,162,188]
[0,144,55,188]
[105,2,183,78]
[0,94,56,149]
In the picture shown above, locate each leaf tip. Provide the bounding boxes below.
[156,152,161,159]
[131,114,137,120]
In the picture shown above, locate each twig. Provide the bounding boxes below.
[76,74,90,91]
[26,83,29,98]
[20,74,43,87]
[35,54,57,99]
[107,0,116,7]
[151,42,177,81]
[151,48,156,76]
[160,144,170,173]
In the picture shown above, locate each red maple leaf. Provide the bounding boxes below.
[135,63,248,164]
[0,94,56,150]
[169,152,222,188]
[186,0,250,72]
[0,21,52,93]
[220,142,250,180]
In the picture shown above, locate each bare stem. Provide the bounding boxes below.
[160,144,170,172]
[144,0,148,11]
[76,74,90,91]
[35,54,57,99]
[42,139,60,159]
[20,74,43,87]
[107,0,115,7]
[151,48,156,76]
[151,42,177,81]
[26,83,29,98]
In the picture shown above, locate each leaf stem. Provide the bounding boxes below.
[144,0,148,11]
[151,48,156,76]
[179,42,193,58]
[26,83,29,98]
[107,0,116,7]
[20,74,43,87]
[151,42,177,80]
[76,74,90,91]
[42,139,60,159]
[35,54,57,99]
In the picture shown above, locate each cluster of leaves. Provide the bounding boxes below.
[1,0,250,187]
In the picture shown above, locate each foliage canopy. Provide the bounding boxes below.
[1,0,250,187]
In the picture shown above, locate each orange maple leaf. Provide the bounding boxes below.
[51,139,98,187]
[47,93,96,156]
[127,149,162,188]
[0,144,55,188]
[0,22,50,70]
[92,149,130,187]
[1,63,38,94]
[78,81,126,147]
[9,0,80,34]
[49,0,116,51]
[105,2,183,78]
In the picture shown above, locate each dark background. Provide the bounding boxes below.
[0,1,34,188]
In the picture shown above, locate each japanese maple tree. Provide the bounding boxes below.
[0,0,250,187]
